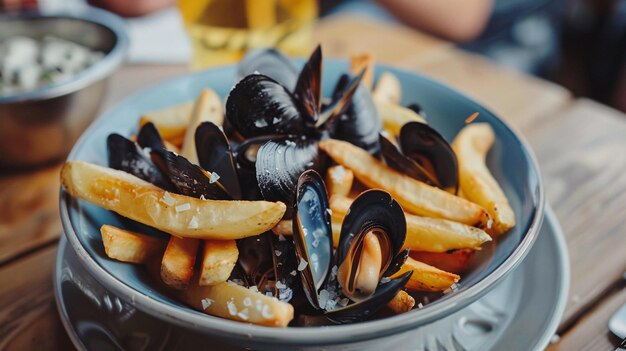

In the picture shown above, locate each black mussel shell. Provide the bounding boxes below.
[270,234,299,302]
[318,71,365,130]
[331,74,382,154]
[255,136,327,211]
[336,190,407,271]
[234,135,276,200]
[195,122,242,200]
[237,48,299,91]
[325,271,412,324]
[236,233,275,291]
[137,122,165,150]
[292,170,333,309]
[293,46,322,126]
[150,148,231,200]
[383,248,410,277]
[226,74,308,138]
[399,122,459,194]
[379,134,439,187]
[107,133,174,191]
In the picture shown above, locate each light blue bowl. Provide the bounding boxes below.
[60,60,544,350]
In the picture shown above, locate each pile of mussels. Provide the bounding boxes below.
[107,46,461,325]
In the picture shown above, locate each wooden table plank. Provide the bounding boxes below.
[0,165,62,264]
[313,16,451,65]
[398,48,572,131]
[549,281,626,350]
[0,244,72,350]
[525,99,626,328]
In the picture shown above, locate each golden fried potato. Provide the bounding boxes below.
[410,249,475,275]
[452,123,515,235]
[199,239,239,286]
[387,290,415,314]
[161,237,200,289]
[271,220,293,236]
[100,224,165,264]
[180,281,294,327]
[61,161,286,239]
[139,102,194,144]
[180,89,224,164]
[375,101,426,137]
[330,195,491,252]
[392,257,460,292]
[318,140,490,228]
[372,72,401,105]
[350,53,375,90]
[325,165,354,197]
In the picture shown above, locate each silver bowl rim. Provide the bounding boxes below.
[59,63,545,346]
[0,7,129,104]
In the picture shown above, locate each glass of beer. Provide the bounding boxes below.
[178,0,317,69]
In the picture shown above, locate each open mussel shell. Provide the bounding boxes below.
[150,147,231,200]
[335,190,407,302]
[255,136,327,211]
[225,74,307,138]
[234,135,276,200]
[292,170,333,309]
[331,74,382,154]
[325,271,412,324]
[137,122,165,150]
[195,121,242,200]
[293,45,322,126]
[107,133,174,191]
[236,233,275,290]
[399,121,459,194]
[237,48,299,91]
[379,134,439,187]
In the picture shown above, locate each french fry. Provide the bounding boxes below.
[325,165,354,197]
[100,224,165,263]
[410,249,475,275]
[180,281,294,327]
[199,239,239,286]
[350,53,375,90]
[391,257,460,292]
[375,101,426,137]
[386,290,415,314]
[161,236,200,289]
[372,72,402,105]
[61,161,286,239]
[271,220,293,236]
[139,102,194,144]
[452,123,515,235]
[318,140,490,228]
[329,195,491,252]
[180,89,224,164]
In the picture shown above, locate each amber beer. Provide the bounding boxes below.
[178,0,317,69]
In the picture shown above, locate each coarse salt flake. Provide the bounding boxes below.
[243,297,252,307]
[274,250,282,257]
[160,192,175,206]
[201,298,213,310]
[237,308,249,320]
[261,304,274,319]
[188,216,199,229]
[227,299,238,316]
[175,203,191,212]
[275,281,287,289]
[209,172,220,183]
[297,259,308,271]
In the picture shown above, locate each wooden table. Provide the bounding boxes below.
[1,15,625,350]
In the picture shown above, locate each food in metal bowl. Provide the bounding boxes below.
[60,46,516,327]
[0,35,104,96]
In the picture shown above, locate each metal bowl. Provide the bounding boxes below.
[60,61,544,350]
[0,9,128,169]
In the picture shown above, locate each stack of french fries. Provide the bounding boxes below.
[61,53,516,326]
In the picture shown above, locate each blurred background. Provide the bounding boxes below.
[1,0,625,111]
